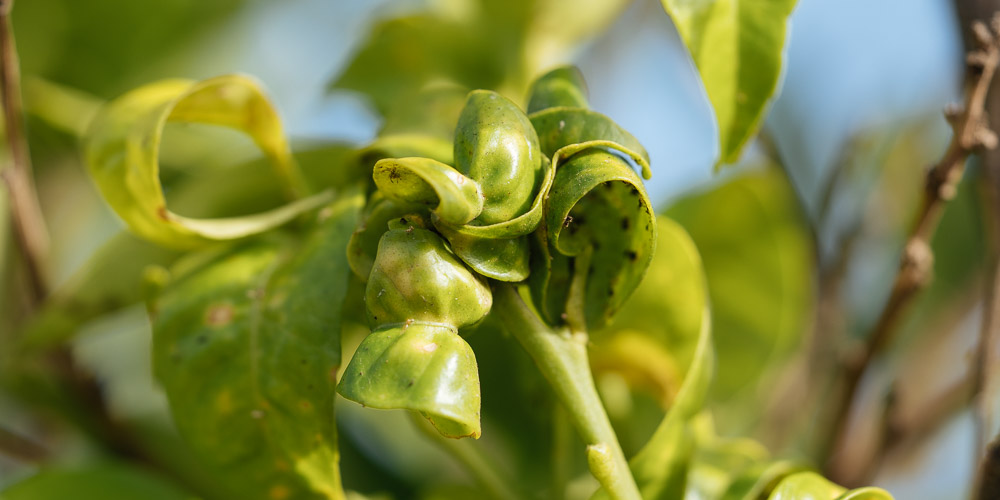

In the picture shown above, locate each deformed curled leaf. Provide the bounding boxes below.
[532,149,656,330]
[363,224,492,328]
[455,90,543,224]
[529,108,651,180]
[337,323,482,439]
[339,223,489,439]
[84,74,332,249]
[151,191,363,499]
[373,157,483,226]
[764,472,893,500]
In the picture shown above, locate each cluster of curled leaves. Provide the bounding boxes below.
[69,66,893,500]
[339,66,657,440]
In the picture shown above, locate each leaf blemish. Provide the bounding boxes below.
[205,303,234,326]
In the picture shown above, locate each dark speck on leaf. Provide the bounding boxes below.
[607,287,614,296]
[563,215,573,228]
[156,205,169,221]
[625,250,638,261]
[196,335,207,345]
[621,218,630,230]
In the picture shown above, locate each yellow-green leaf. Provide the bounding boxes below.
[84,74,330,249]
[660,0,797,166]
[151,192,363,499]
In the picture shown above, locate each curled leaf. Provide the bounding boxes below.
[765,472,893,500]
[364,225,492,329]
[454,90,543,224]
[532,149,656,330]
[337,323,482,439]
[434,222,531,282]
[353,134,455,181]
[529,107,651,179]
[527,66,590,113]
[84,74,330,249]
[373,157,483,226]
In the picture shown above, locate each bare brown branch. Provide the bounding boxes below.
[0,0,48,302]
[826,14,1000,484]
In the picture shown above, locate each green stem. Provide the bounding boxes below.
[408,412,521,500]
[493,284,640,500]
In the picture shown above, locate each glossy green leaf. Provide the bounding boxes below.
[529,107,651,179]
[527,66,590,113]
[454,90,543,225]
[765,472,892,500]
[665,167,814,431]
[84,74,329,249]
[373,157,483,226]
[341,223,488,439]
[0,462,194,500]
[434,223,532,282]
[338,323,482,440]
[363,224,492,329]
[532,149,656,330]
[151,191,363,499]
[660,0,797,166]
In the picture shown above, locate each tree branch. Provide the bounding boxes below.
[826,15,1000,482]
[0,0,48,302]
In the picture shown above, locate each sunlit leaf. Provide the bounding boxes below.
[84,74,330,249]
[765,472,892,500]
[0,462,194,500]
[338,323,482,439]
[532,149,656,330]
[373,157,483,226]
[340,223,489,439]
[151,191,363,499]
[660,0,797,166]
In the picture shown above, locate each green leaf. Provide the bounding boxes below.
[660,0,797,165]
[598,217,708,371]
[454,90,543,225]
[526,66,590,113]
[338,323,482,440]
[532,149,656,331]
[373,157,483,226]
[151,191,364,499]
[331,15,504,116]
[0,462,194,500]
[529,108,651,179]
[362,225,492,329]
[84,74,330,249]
[665,166,814,431]
[765,472,893,500]
[341,224,488,439]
